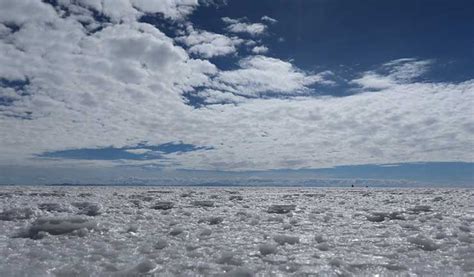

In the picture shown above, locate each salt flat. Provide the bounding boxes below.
[0,186,473,276]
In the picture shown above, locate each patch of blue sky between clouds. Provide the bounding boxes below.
[0,78,30,106]
[38,142,214,161]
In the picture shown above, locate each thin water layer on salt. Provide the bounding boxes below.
[0,186,473,276]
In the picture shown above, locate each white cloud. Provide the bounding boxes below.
[0,1,218,165]
[61,0,103,11]
[383,58,432,82]
[196,89,247,104]
[124,149,152,155]
[221,17,238,24]
[178,78,474,170]
[222,17,266,36]
[53,0,200,23]
[351,58,432,90]
[213,55,333,97]
[176,26,243,58]
[0,0,58,25]
[131,0,199,20]
[199,0,228,7]
[261,15,277,24]
[350,73,394,90]
[251,45,268,54]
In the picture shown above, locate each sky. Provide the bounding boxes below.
[0,0,473,186]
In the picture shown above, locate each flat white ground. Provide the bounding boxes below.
[0,186,472,276]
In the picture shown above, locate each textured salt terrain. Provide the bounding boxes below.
[0,186,473,276]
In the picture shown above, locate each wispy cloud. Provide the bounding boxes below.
[351,58,433,90]
[222,17,267,36]
[176,25,243,58]
[211,55,334,97]
[261,15,277,24]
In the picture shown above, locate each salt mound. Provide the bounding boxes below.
[180,192,193,197]
[229,195,244,201]
[303,193,325,197]
[410,205,432,213]
[151,201,174,210]
[316,242,330,251]
[267,204,296,214]
[38,203,69,212]
[314,234,325,243]
[154,238,168,249]
[72,202,102,216]
[25,216,97,238]
[259,243,277,255]
[121,260,158,276]
[169,226,184,236]
[225,267,254,277]
[0,192,13,198]
[216,251,243,265]
[199,228,212,237]
[457,233,472,243]
[458,225,471,233]
[147,190,173,194]
[192,200,215,207]
[0,207,36,221]
[30,191,66,197]
[129,194,153,202]
[199,216,224,225]
[273,234,299,245]
[407,235,440,251]
[366,211,405,222]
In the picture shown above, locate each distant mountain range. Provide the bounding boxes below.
[32,177,444,187]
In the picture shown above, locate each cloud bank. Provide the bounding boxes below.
[0,0,472,178]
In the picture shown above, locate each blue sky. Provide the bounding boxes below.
[192,0,474,78]
[0,0,473,185]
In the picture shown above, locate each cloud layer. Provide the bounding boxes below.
[0,0,472,175]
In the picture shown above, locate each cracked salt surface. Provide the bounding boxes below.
[0,186,473,276]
